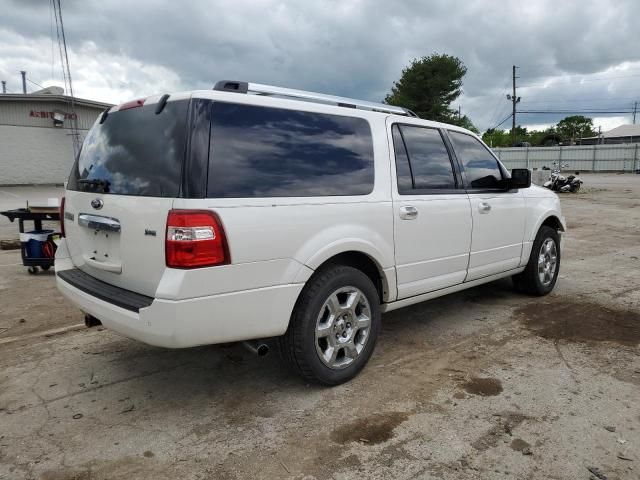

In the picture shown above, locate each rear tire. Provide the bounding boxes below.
[280,265,381,385]
[512,226,560,296]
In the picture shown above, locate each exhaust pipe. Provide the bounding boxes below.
[84,314,102,328]
[242,340,270,357]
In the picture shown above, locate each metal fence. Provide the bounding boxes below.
[493,143,640,172]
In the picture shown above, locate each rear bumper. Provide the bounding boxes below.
[55,268,304,348]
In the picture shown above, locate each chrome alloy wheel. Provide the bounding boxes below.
[538,238,558,287]
[315,286,372,369]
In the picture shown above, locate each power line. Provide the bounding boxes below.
[487,76,512,128]
[520,72,640,89]
[489,113,513,130]
[26,78,45,90]
[521,95,640,103]
[522,56,640,71]
[520,104,638,110]
[49,0,55,80]
[519,110,634,114]
[52,0,81,157]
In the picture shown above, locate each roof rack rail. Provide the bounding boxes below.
[213,80,411,116]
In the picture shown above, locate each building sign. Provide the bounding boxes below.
[29,110,77,120]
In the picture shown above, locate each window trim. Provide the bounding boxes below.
[206,100,376,198]
[391,123,465,196]
[444,129,512,193]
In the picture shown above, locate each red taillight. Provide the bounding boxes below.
[59,196,66,237]
[118,98,145,110]
[165,210,229,268]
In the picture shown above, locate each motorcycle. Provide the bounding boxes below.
[543,162,583,193]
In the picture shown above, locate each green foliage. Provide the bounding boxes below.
[482,128,510,147]
[385,53,467,123]
[484,115,596,149]
[555,115,595,143]
[482,126,560,148]
[450,114,479,134]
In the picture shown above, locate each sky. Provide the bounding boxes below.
[1,0,640,133]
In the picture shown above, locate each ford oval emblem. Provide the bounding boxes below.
[91,198,104,210]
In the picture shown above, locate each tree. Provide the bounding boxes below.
[451,114,479,134]
[508,125,528,145]
[482,128,511,147]
[385,54,467,123]
[482,126,562,148]
[556,116,595,144]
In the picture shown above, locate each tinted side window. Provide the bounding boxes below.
[448,131,504,189]
[207,103,374,198]
[398,125,456,190]
[392,125,413,192]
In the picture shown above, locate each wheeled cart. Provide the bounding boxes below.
[0,208,61,274]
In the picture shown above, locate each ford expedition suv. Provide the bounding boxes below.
[55,81,565,385]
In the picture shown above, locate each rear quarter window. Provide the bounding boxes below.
[207,102,375,198]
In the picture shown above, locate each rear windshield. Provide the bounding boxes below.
[67,100,189,197]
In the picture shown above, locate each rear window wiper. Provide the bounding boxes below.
[77,178,111,193]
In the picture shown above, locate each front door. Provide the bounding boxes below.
[446,130,525,281]
[389,122,472,299]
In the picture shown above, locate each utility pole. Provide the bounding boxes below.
[1,80,5,94]
[20,71,26,94]
[506,65,521,146]
[458,105,461,120]
[633,101,638,124]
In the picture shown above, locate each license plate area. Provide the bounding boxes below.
[78,213,122,269]
[88,229,120,263]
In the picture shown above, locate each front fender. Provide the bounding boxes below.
[521,193,566,266]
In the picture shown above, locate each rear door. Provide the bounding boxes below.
[389,122,472,299]
[446,130,525,281]
[63,97,191,297]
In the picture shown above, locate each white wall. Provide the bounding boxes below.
[0,125,86,185]
[494,144,640,172]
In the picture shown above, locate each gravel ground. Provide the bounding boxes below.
[0,174,639,480]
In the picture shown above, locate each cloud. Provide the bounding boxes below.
[1,0,640,131]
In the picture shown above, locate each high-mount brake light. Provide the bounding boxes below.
[165,210,229,268]
[118,98,146,110]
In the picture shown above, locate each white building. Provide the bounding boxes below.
[0,86,112,185]
[581,124,640,145]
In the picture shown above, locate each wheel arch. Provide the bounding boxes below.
[540,214,565,233]
[528,211,566,242]
[295,249,394,304]
[520,212,565,268]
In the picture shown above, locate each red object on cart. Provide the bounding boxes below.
[0,208,61,274]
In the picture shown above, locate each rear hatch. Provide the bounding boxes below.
[63,96,190,297]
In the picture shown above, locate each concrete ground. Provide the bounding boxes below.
[0,174,638,480]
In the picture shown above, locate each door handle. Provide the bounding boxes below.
[478,202,492,213]
[399,206,418,220]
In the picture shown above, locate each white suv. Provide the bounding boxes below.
[56,81,565,385]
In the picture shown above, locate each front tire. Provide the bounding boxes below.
[280,265,381,385]
[513,226,560,296]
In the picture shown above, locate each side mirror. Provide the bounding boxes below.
[510,168,531,189]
